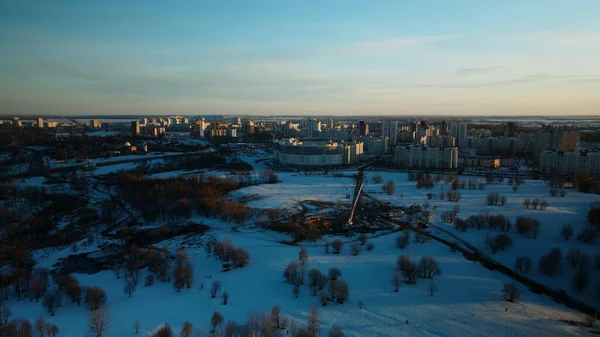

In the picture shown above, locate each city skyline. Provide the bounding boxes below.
[1,1,599,116]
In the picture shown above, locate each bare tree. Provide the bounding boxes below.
[391,273,401,292]
[210,311,224,333]
[86,287,107,311]
[328,268,342,281]
[48,325,59,337]
[299,247,308,265]
[358,234,368,245]
[396,232,410,249]
[566,248,583,267]
[318,290,328,306]
[1,306,11,325]
[307,305,319,337]
[329,325,344,337]
[418,257,441,279]
[293,284,300,299]
[428,279,438,296]
[173,249,193,291]
[135,320,140,334]
[324,242,330,254]
[501,284,520,302]
[351,243,362,256]
[572,254,591,292]
[34,316,49,337]
[523,199,531,208]
[180,321,193,337]
[334,281,349,304]
[152,324,173,337]
[332,240,343,254]
[561,224,574,240]
[88,306,110,337]
[211,280,222,298]
[366,242,374,251]
[43,292,57,316]
[222,291,229,305]
[385,181,395,195]
[514,256,532,274]
[271,305,280,328]
[123,280,136,298]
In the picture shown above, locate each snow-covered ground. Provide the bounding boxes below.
[362,171,600,308]
[233,172,354,208]
[5,230,593,336]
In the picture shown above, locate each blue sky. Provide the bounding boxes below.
[0,0,599,116]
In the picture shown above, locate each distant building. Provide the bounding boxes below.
[394,145,458,169]
[192,118,206,137]
[90,119,102,128]
[131,121,140,136]
[539,149,600,175]
[535,125,580,162]
[37,117,44,128]
[388,120,398,147]
[503,122,517,138]
[359,121,369,136]
[306,118,321,138]
[273,138,364,168]
[358,136,389,155]
[450,122,468,148]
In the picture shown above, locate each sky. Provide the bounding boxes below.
[0,0,599,116]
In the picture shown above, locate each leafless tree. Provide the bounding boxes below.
[358,234,368,245]
[391,273,401,292]
[572,254,591,293]
[561,224,574,240]
[318,290,328,306]
[501,284,520,302]
[271,305,280,328]
[324,242,330,254]
[43,292,57,315]
[173,249,193,291]
[514,256,532,274]
[180,321,193,337]
[329,325,344,337]
[34,316,49,337]
[152,324,173,337]
[88,306,110,337]
[86,287,107,311]
[418,257,441,279]
[123,280,136,298]
[293,284,300,299]
[540,200,549,210]
[396,231,410,249]
[299,247,308,265]
[332,240,343,254]
[566,248,583,267]
[135,320,140,334]
[366,242,374,251]
[428,279,438,296]
[328,268,342,281]
[351,243,362,256]
[523,199,530,208]
[210,311,224,333]
[334,281,349,304]
[222,291,229,305]
[1,306,11,325]
[48,324,59,337]
[307,305,319,337]
[385,181,395,195]
[211,281,222,298]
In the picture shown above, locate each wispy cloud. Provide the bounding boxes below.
[455,66,504,76]
[514,31,600,46]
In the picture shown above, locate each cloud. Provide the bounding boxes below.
[455,66,504,76]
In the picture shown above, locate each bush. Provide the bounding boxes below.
[396,232,410,249]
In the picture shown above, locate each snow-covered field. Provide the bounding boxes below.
[5,230,592,336]
[233,172,354,208]
[362,171,600,308]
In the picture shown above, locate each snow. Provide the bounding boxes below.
[233,172,354,208]
[4,230,592,336]
[361,171,600,308]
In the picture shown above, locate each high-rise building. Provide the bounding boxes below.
[90,120,102,128]
[394,145,458,169]
[451,122,468,148]
[37,118,44,128]
[535,125,580,161]
[503,122,517,138]
[440,120,449,134]
[306,118,321,138]
[131,121,140,136]
[359,121,369,136]
[389,121,398,147]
